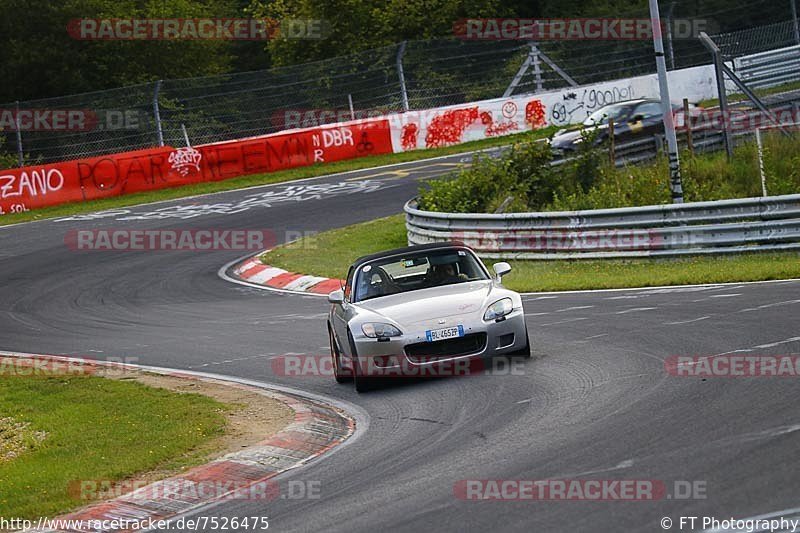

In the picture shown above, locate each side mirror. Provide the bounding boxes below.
[631,114,644,123]
[328,289,344,304]
[493,262,512,280]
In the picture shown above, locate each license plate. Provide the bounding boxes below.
[426,325,464,342]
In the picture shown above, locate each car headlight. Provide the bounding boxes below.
[484,298,513,321]
[361,323,402,338]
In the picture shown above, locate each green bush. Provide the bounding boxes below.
[0,136,18,170]
[417,140,566,213]
[549,162,670,211]
[418,130,800,213]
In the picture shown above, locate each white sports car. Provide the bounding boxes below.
[327,242,530,392]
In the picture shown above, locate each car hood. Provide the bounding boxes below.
[357,280,497,329]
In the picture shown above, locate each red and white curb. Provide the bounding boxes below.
[1,352,363,533]
[228,254,344,297]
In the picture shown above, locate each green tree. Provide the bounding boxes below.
[246,0,511,66]
[0,0,238,103]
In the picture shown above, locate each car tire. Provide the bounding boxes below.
[348,329,375,393]
[510,329,531,359]
[329,326,351,383]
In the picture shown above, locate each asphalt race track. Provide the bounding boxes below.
[1,150,799,532]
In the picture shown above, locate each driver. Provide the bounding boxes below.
[427,263,465,286]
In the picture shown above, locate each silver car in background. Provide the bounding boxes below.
[327,242,530,392]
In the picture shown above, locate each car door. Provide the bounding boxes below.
[331,266,355,356]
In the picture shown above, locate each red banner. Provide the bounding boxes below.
[0,119,393,216]
[197,118,392,180]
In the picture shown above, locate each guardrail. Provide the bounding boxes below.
[577,99,800,168]
[404,194,800,259]
[733,45,800,90]
[570,127,753,169]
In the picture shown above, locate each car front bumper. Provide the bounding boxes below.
[347,308,528,376]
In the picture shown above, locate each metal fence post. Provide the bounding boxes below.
[755,127,768,196]
[348,94,355,121]
[650,0,684,203]
[608,118,616,164]
[666,1,677,70]
[700,32,733,161]
[532,45,543,92]
[683,98,694,156]
[792,0,800,44]
[14,101,23,167]
[181,123,191,148]
[396,42,410,112]
[504,42,537,97]
[153,80,165,147]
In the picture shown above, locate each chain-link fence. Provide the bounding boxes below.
[714,19,800,58]
[2,18,799,167]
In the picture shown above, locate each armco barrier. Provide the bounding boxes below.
[0,119,392,216]
[404,195,800,259]
[733,45,800,90]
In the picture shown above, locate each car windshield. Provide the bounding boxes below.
[582,102,636,126]
[353,248,489,302]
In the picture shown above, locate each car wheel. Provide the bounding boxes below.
[510,329,531,359]
[329,326,351,383]
[348,329,375,393]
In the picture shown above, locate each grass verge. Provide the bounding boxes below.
[260,213,800,291]
[262,214,408,278]
[0,372,228,519]
[0,128,555,227]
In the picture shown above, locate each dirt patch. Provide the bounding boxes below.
[0,417,47,463]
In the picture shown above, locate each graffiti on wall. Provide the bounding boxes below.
[0,168,65,215]
[76,149,176,201]
[392,97,549,154]
[481,100,519,137]
[169,147,203,177]
[425,107,480,148]
[548,85,635,126]
[0,120,394,216]
[401,123,419,151]
[525,100,546,128]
